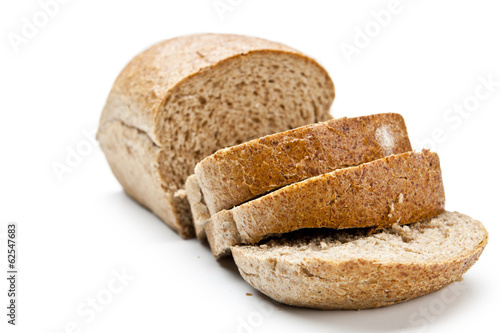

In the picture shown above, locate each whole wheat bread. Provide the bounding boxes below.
[97,34,335,238]
[206,150,445,257]
[185,174,211,239]
[232,211,488,309]
[195,113,412,217]
[189,113,412,239]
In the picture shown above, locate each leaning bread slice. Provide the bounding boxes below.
[185,174,211,239]
[232,211,488,309]
[97,33,335,238]
[190,113,412,239]
[195,113,412,217]
[206,150,445,257]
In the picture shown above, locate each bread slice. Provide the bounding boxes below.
[206,150,445,257]
[97,33,335,238]
[185,174,211,239]
[189,113,412,239]
[195,113,412,216]
[232,211,488,309]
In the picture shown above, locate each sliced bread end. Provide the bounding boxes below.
[231,211,488,309]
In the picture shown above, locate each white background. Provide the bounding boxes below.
[1,0,499,332]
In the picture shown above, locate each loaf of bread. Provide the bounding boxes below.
[97,34,488,311]
[232,211,488,309]
[188,113,412,239]
[97,34,335,238]
[206,150,445,257]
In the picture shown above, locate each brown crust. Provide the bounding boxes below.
[207,150,445,256]
[195,113,412,214]
[231,212,488,309]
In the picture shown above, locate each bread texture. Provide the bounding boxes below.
[97,33,335,238]
[206,150,445,257]
[232,211,488,309]
[185,175,211,239]
[195,113,412,216]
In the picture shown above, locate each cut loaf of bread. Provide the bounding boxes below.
[232,211,488,309]
[189,113,412,239]
[195,113,412,216]
[206,150,445,257]
[97,34,335,238]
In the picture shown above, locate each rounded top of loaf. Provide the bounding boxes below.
[98,33,334,146]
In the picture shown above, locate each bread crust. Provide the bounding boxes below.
[98,121,195,237]
[97,34,335,237]
[195,113,412,215]
[207,150,445,256]
[231,211,488,309]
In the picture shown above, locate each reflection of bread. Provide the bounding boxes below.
[232,211,488,309]
[97,34,334,238]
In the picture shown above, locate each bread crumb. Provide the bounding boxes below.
[388,203,395,218]
[246,293,253,296]
[390,222,414,242]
